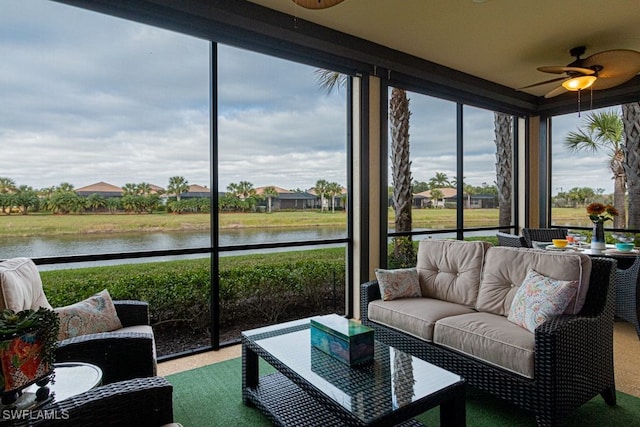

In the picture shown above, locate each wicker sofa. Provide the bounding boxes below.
[361,239,617,427]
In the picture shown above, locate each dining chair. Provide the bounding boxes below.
[614,256,640,339]
[496,232,526,248]
[521,227,569,248]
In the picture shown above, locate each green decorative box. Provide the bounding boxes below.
[310,314,374,366]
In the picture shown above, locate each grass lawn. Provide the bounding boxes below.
[0,207,592,237]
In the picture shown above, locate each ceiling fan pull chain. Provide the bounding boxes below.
[577,89,581,117]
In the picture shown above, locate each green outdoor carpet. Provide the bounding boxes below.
[166,358,640,426]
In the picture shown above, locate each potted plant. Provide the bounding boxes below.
[0,307,59,405]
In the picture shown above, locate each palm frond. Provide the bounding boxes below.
[564,129,599,153]
[315,69,346,94]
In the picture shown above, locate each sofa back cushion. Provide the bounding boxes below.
[416,239,491,307]
[476,247,591,316]
[0,257,52,312]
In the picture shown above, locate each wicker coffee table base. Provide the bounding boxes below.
[242,319,466,427]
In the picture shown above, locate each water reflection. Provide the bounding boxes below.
[0,227,347,270]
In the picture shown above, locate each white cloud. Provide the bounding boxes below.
[0,0,621,197]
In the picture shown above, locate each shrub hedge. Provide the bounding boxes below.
[40,249,346,333]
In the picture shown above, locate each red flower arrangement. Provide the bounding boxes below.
[586,203,618,224]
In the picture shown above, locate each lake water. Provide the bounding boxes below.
[0,227,489,270]
[0,227,348,270]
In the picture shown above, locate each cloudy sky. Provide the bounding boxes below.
[1,0,616,195]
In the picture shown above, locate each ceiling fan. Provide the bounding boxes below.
[520,46,640,98]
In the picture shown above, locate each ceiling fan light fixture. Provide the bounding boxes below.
[562,75,596,91]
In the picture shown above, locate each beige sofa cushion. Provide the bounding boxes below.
[476,247,591,316]
[368,298,476,341]
[0,257,52,311]
[434,312,536,378]
[416,239,491,307]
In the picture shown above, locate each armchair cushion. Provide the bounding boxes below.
[55,289,123,340]
[0,257,52,311]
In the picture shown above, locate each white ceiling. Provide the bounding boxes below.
[248,0,640,98]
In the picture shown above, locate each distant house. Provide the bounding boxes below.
[307,187,347,210]
[414,188,498,209]
[255,186,315,210]
[181,184,210,199]
[75,181,122,198]
[414,188,457,209]
[466,193,498,209]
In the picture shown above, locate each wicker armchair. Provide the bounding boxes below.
[55,300,157,384]
[361,256,617,426]
[0,258,156,385]
[15,377,174,426]
[522,227,569,248]
[496,231,526,247]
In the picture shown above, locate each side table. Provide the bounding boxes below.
[14,362,103,409]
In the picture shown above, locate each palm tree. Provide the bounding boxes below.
[430,188,444,208]
[137,182,152,196]
[0,177,16,194]
[122,183,139,197]
[168,176,189,202]
[316,70,414,264]
[314,179,329,212]
[14,185,38,215]
[428,172,449,189]
[227,181,258,212]
[622,102,640,229]
[0,177,16,214]
[56,182,75,193]
[389,87,412,231]
[326,182,342,213]
[565,110,625,228]
[86,193,106,212]
[494,112,513,231]
[262,186,278,213]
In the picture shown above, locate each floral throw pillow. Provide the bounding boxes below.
[55,289,123,340]
[508,269,579,333]
[375,268,422,301]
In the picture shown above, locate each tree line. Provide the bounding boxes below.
[0,176,198,215]
[0,176,345,215]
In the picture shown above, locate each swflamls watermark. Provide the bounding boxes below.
[2,409,70,421]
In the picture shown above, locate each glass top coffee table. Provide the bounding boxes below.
[242,318,465,426]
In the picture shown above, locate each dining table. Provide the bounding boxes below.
[545,243,640,339]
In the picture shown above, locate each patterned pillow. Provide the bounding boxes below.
[508,269,579,333]
[375,268,421,301]
[55,289,123,340]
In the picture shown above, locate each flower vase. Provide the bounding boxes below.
[591,222,606,250]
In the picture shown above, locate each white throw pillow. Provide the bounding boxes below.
[375,268,421,301]
[508,269,579,333]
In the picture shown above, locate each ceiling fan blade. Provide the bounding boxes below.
[582,49,640,89]
[518,76,567,90]
[591,75,637,90]
[544,85,568,98]
[537,66,595,75]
